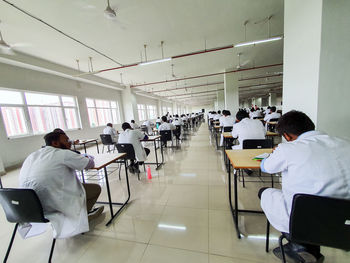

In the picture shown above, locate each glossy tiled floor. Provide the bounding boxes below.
[0,123,349,262]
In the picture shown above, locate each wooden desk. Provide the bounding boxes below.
[266,131,279,136]
[223,132,233,138]
[141,135,164,170]
[225,149,273,239]
[267,121,278,125]
[74,139,99,154]
[83,153,129,226]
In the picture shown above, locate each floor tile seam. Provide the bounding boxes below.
[147,241,210,255]
[208,252,265,262]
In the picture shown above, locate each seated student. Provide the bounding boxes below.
[259,110,350,263]
[249,108,255,119]
[52,128,80,153]
[214,110,222,121]
[156,116,162,128]
[130,120,139,130]
[219,110,236,146]
[118,122,150,173]
[142,119,154,135]
[103,123,118,142]
[19,131,103,239]
[250,107,262,119]
[158,116,176,147]
[265,106,271,115]
[264,106,281,122]
[231,110,266,149]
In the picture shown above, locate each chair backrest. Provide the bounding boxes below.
[242,139,272,149]
[289,194,350,250]
[269,118,279,122]
[100,134,114,145]
[160,130,172,142]
[116,143,136,160]
[174,125,181,135]
[0,188,48,223]
[140,125,148,132]
[223,126,233,132]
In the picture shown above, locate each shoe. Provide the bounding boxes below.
[133,164,140,174]
[273,244,324,263]
[128,165,135,174]
[88,206,104,221]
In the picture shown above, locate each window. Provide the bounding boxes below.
[162,106,167,115]
[0,89,81,138]
[147,105,157,119]
[137,104,146,121]
[167,107,172,115]
[86,98,121,127]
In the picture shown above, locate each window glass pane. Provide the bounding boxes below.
[28,107,65,134]
[64,108,79,129]
[86,98,95,107]
[111,101,117,108]
[26,92,60,106]
[62,96,76,107]
[87,108,98,127]
[0,90,23,105]
[1,107,28,136]
[95,99,110,108]
[97,108,112,126]
[111,109,119,124]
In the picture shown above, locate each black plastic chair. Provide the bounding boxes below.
[266,194,350,262]
[116,143,143,180]
[160,130,173,148]
[267,118,279,132]
[0,188,56,263]
[100,134,116,153]
[223,126,233,132]
[173,126,182,147]
[241,139,273,187]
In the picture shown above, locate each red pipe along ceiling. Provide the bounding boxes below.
[131,63,283,88]
[75,44,235,77]
[151,81,224,93]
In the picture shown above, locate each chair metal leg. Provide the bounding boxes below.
[48,238,56,263]
[118,163,122,180]
[279,235,287,263]
[265,220,270,252]
[4,223,18,263]
[102,145,105,153]
[241,170,246,188]
[271,174,274,188]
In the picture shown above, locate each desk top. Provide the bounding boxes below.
[75,139,98,144]
[214,126,221,129]
[266,131,279,137]
[141,135,161,141]
[267,121,278,125]
[225,149,273,169]
[223,132,233,138]
[92,153,127,170]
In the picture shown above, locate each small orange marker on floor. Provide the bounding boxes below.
[147,165,152,179]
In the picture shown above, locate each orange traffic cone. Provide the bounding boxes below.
[147,165,152,179]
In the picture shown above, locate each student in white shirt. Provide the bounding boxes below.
[264,106,281,122]
[103,123,118,142]
[130,120,139,130]
[118,122,150,173]
[158,116,175,131]
[231,110,266,149]
[214,110,221,121]
[19,132,102,239]
[142,120,154,135]
[259,110,350,263]
[219,110,236,146]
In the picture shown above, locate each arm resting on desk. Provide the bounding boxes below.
[260,145,287,174]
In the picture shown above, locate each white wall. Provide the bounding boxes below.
[0,62,124,168]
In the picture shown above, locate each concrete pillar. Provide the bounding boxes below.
[157,99,162,118]
[217,90,225,110]
[269,93,277,106]
[283,0,350,139]
[122,86,138,122]
[224,70,239,115]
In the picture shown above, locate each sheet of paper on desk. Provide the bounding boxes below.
[253,153,270,160]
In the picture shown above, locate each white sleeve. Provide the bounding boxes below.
[136,130,145,140]
[261,145,288,174]
[63,150,90,170]
[231,124,239,138]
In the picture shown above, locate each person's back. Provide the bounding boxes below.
[231,110,266,149]
[158,116,175,131]
[118,128,147,162]
[264,107,281,122]
[130,120,139,130]
[103,123,117,142]
[172,119,182,126]
[220,113,235,127]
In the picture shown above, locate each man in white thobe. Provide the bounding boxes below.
[259,110,350,262]
[219,110,236,146]
[19,132,103,239]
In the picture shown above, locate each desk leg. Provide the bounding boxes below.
[160,139,164,164]
[104,166,114,220]
[83,144,87,154]
[81,170,86,183]
[0,177,3,188]
[95,140,99,154]
[215,131,218,150]
[154,139,161,170]
[234,168,241,238]
[228,164,241,239]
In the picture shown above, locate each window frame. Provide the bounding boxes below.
[0,88,82,139]
[86,98,121,127]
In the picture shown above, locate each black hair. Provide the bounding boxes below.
[236,110,249,121]
[122,122,131,130]
[107,123,113,127]
[218,110,221,114]
[270,106,276,112]
[131,120,135,123]
[276,110,315,136]
[226,110,231,116]
[250,108,255,112]
[161,116,167,122]
[44,132,62,146]
[53,128,65,134]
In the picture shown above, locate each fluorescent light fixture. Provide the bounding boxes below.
[139,57,172,66]
[158,224,187,231]
[235,36,283,48]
